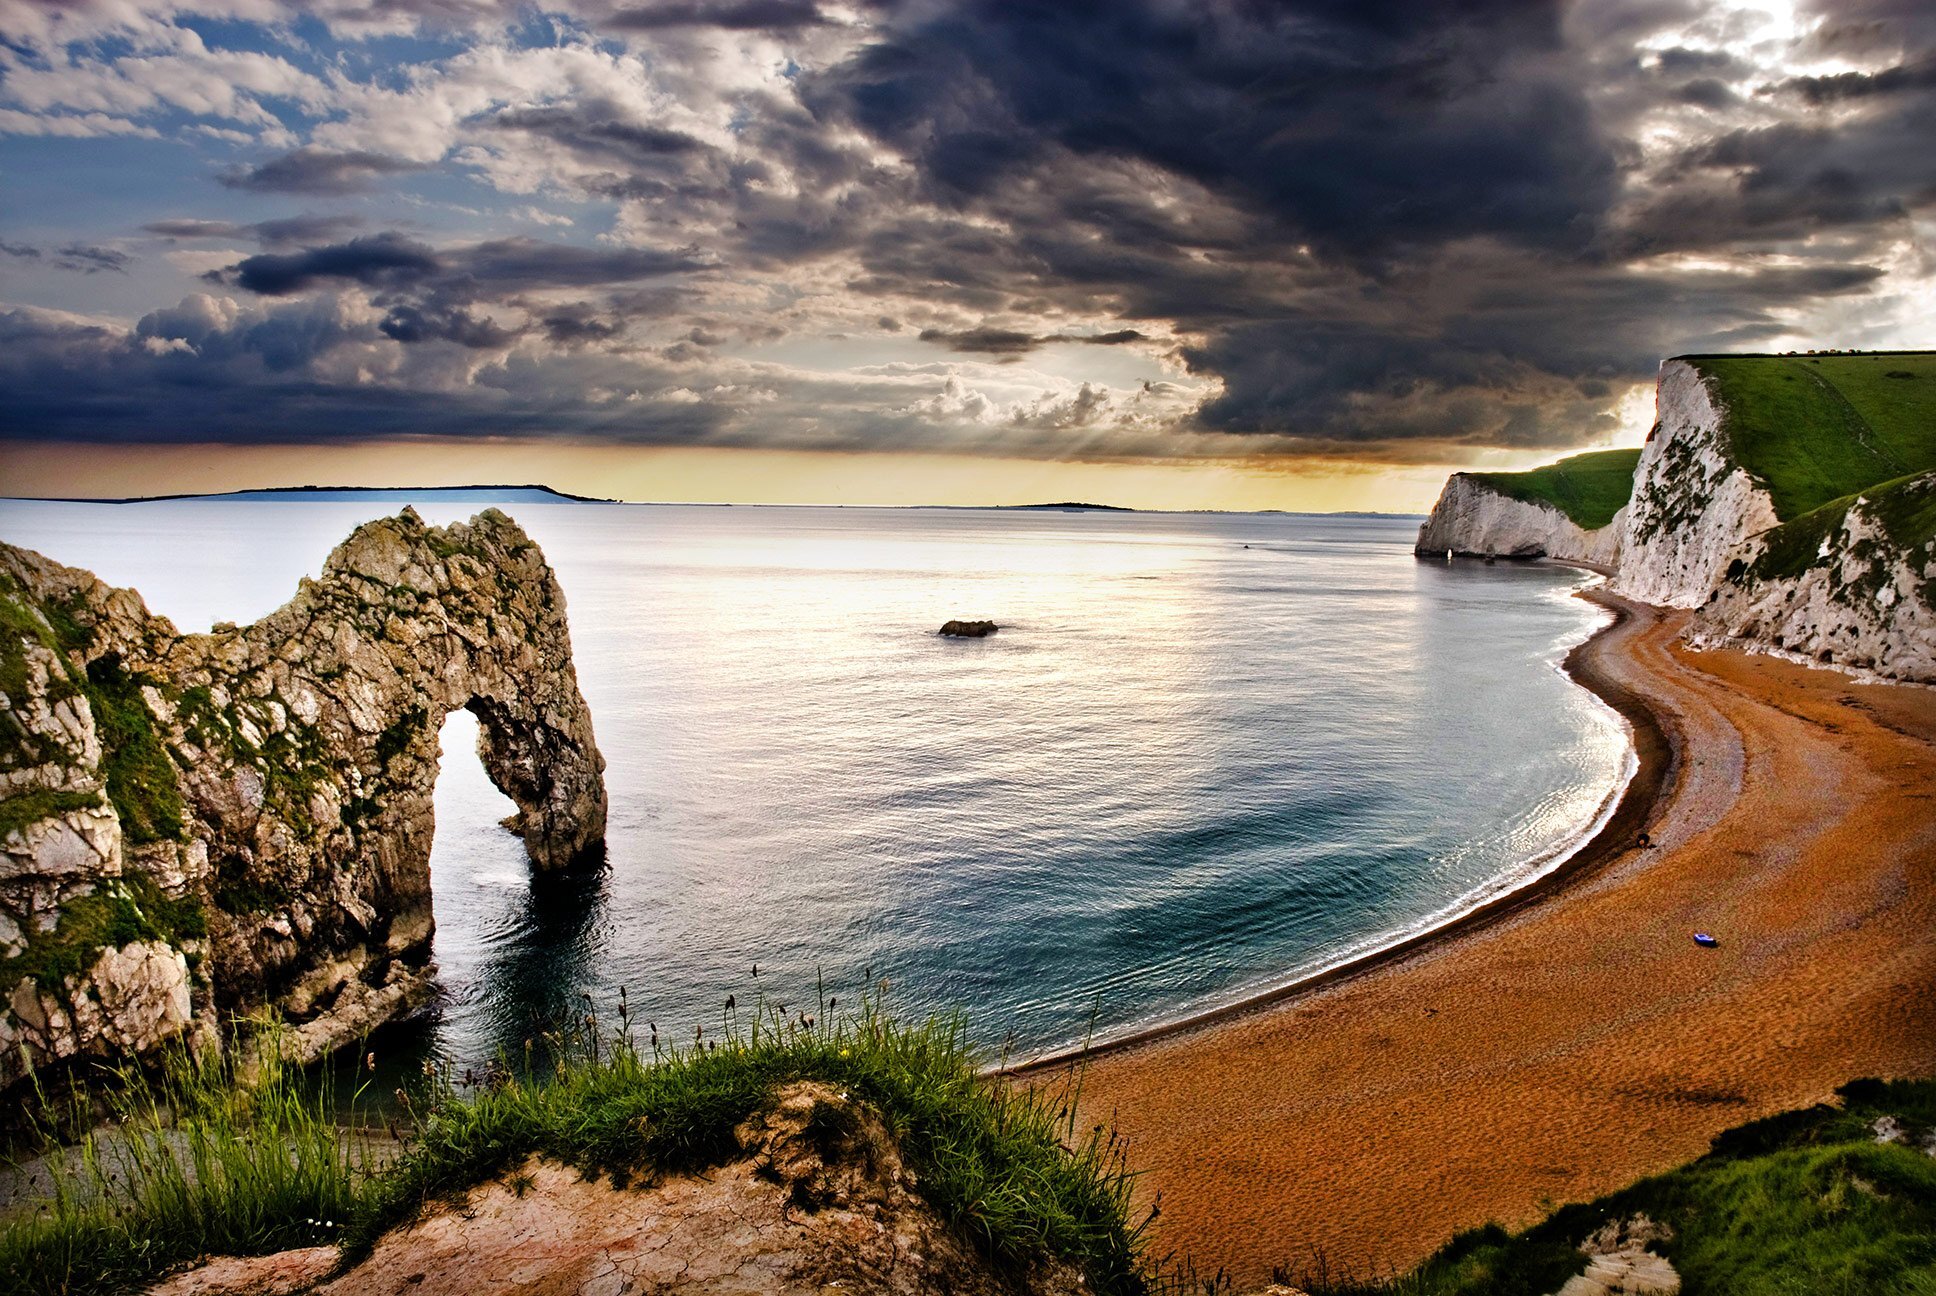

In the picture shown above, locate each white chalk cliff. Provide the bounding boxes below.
[1414,475,1625,567]
[1417,357,1935,683]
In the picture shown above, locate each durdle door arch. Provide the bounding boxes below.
[0,508,609,1092]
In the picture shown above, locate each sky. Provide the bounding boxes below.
[1,0,1932,510]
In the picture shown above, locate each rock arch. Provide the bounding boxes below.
[0,508,609,1087]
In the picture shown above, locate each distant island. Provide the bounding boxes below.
[998,501,1137,512]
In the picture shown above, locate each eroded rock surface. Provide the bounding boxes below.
[0,508,607,1091]
[147,1083,1081,1296]
[1613,360,1781,609]
[1687,472,1936,683]
[1551,1216,1680,1296]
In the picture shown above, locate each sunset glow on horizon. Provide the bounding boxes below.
[0,441,1571,514]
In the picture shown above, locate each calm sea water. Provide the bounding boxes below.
[0,498,1629,1065]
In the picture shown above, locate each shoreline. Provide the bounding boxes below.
[1007,572,1671,1078]
[1041,580,1936,1280]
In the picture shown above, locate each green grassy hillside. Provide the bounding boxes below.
[1300,1077,1936,1296]
[1686,352,1936,521]
[1465,448,1642,531]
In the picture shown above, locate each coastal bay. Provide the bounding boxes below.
[1050,588,1936,1282]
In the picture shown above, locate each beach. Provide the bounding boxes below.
[1039,587,1936,1282]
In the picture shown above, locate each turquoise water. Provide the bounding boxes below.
[0,499,1628,1064]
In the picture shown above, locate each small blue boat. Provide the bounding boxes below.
[1693,932,1718,948]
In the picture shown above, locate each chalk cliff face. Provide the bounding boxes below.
[1418,356,1931,683]
[0,509,607,1091]
[1414,475,1625,567]
[1611,360,1780,609]
[1688,474,1936,683]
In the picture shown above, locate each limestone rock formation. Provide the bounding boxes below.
[1685,472,1936,683]
[0,508,607,1092]
[1416,356,1933,683]
[1414,474,1625,567]
[939,620,999,638]
[1617,360,1934,681]
[145,1083,1083,1296]
[1551,1216,1680,1296]
[1612,359,1780,609]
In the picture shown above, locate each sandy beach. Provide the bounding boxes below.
[1035,586,1936,1283]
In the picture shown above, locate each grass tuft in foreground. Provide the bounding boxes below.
[1,1034,367,1296]
[0,997,1152,1296]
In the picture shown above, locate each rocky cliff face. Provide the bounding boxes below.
[1615,359,1933,681]
[1417,357,1932,683]
[1688,472,1936,683]
[1414,475,1625,567]
[1611,360,1781,609]
[0,509,607,1091]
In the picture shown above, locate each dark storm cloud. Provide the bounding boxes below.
[602,1,831,32]
[145,215,367,246]
[765,0,1936,446]
[219,148,428,195]
[537,305,626,346]
[0,301,734,445]
[222,233,703,298]
[8,0,1936,457]
[917,327,1037,355]
[1618,83,1936,257]
[378,304,522,347]
[916,326,1151,355]
[229,234,442,295]
[1780,57,1936,104]
[806,0,1617,262]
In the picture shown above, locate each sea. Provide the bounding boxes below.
[0,495,1631,1068]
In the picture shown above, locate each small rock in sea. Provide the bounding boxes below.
[938,619,999,638]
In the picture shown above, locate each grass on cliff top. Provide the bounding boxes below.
[1748,467,1936,590]
[1280,1077,1936,1296]
[1463,448,1641,531]
[1686,352,1936,521]
[0,998,1152,1296]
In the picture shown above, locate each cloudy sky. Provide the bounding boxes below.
[1,0,1932,508]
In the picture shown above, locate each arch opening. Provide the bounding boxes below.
[422,707,604,1060]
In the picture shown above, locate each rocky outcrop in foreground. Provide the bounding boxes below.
[146,1083,1081,1296]
[0,509,607,1091]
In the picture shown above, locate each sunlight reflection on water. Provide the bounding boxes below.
[0,500,1627,1065]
